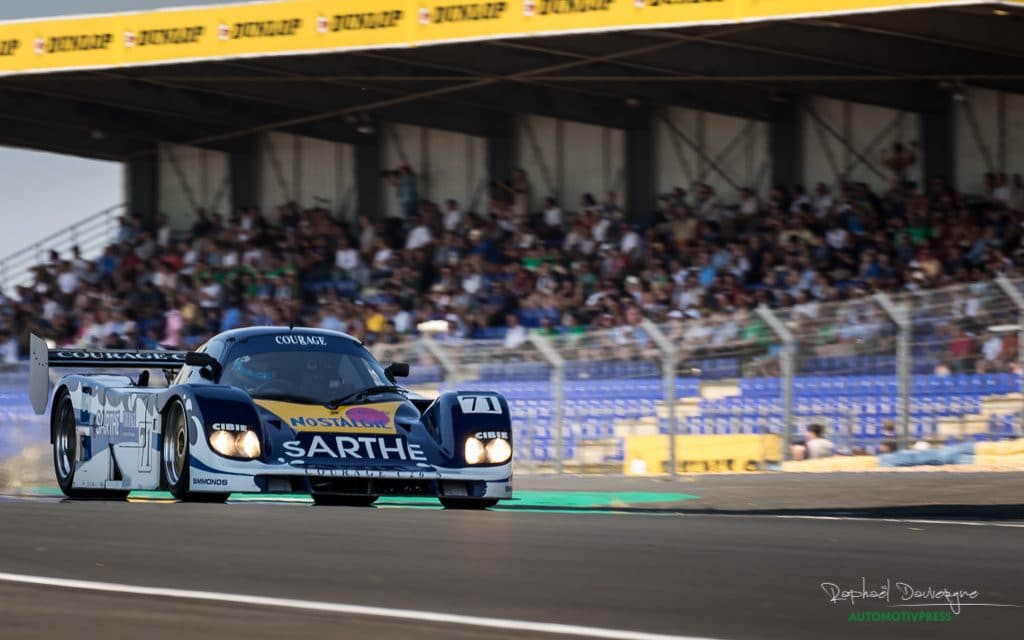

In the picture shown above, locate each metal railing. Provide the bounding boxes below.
[375,276,1024,474]
[0,204,125,294]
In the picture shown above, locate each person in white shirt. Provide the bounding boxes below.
[542,197,563,229]
[442,199,463,232]
[503,314,527,350]
[334,236,360,274]
[56,262,78,296]
[405,215,433,251]
[813,183,833,219]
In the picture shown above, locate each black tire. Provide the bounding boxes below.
[52,394,128,500]
[312,494,379,507]
[439,498,499,510]
[161,399,229,504]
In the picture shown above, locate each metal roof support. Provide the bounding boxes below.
[994,275,1024,437]
[755,305,795,459]
[641,319,680,477]
[520,116,559,201]
[528,333,566,474]
[959,96,997,174]
[874,292,911,450]
[657,110,740,191]
[803,103,888,183]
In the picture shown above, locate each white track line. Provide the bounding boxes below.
[0,572,716,640]
[774,515,1024,528]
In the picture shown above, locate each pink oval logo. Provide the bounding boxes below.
[345,407,390,427]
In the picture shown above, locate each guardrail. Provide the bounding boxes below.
[0,204,125,294]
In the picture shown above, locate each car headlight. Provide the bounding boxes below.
[209,430,237,457]
[464,437,486,464]
[485,438,512,464]
[208,430,261,459]
[237,430,261,459]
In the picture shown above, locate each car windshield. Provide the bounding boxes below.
[219,333,396,405]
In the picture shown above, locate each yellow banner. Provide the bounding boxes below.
[624,433,782,475]
[0,0,999,75]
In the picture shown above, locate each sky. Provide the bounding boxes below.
[0,148,123,259]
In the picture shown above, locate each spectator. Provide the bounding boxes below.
[390,164,419,219]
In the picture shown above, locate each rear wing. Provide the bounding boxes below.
[29,334,189,415]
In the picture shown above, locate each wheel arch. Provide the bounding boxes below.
[49,385,71,444]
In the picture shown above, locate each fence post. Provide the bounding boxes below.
[419,335,458,389]
[994,275,1024,435]
[755,305,795,459]
[528,333,566,473]
[875,293,911,450]
[641,319,679,476]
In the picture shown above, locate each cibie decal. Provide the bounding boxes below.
[253,400,400,435]
[274,335,327,347]
[210,422,249,432]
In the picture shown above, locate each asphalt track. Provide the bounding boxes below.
[1,475,1023,640]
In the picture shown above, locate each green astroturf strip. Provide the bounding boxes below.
[21,487,698,512]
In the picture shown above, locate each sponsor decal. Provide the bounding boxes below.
[325,10,404,31]
[35,33,114,55]
[283,435,427,461]
[459,394,503,414]
[424,2,508,24]
[474,431,509,440]
[126,26,205,47]
[274,334,327,347]
[210,422,250,432]
[194,477,229,486]
[53,350,186,362]
[254,400,401,435]
[0,40,19,57]
[91,408,138,437]
[535,0,615,14]
[223,19,302,40]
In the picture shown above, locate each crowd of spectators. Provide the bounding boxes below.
[1,146,1024,373]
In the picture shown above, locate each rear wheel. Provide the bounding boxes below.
[312,494,379,507]
[52,394,128,500]
[161,399,229,504]
[440,498,499,510]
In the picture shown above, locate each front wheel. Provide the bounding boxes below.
[440,498,499,510]
[161,399,229,504]
[312,494,379,506]
[52,394,128,500]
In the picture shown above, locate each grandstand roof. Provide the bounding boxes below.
[0,1,1022,160]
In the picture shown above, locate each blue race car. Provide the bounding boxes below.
[30,327,513,508]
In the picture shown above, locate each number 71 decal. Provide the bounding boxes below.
[458,395,502,414]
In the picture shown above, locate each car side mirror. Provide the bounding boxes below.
[186,352,222,380]
[384,362,410,381]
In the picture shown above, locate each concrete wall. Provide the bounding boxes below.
[157,143,230,232]
[258,131,356,219]
[954,87,1024,194]
[516,114,626,213]
[801,96,921,193]
[655,106,770,202]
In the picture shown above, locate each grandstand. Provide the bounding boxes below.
[2,0,1024,473]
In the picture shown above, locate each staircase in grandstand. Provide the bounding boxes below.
[0,204,125,294]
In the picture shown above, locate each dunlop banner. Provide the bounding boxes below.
[0,0,1001,75]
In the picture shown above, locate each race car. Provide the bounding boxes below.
[29,327,513,508]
